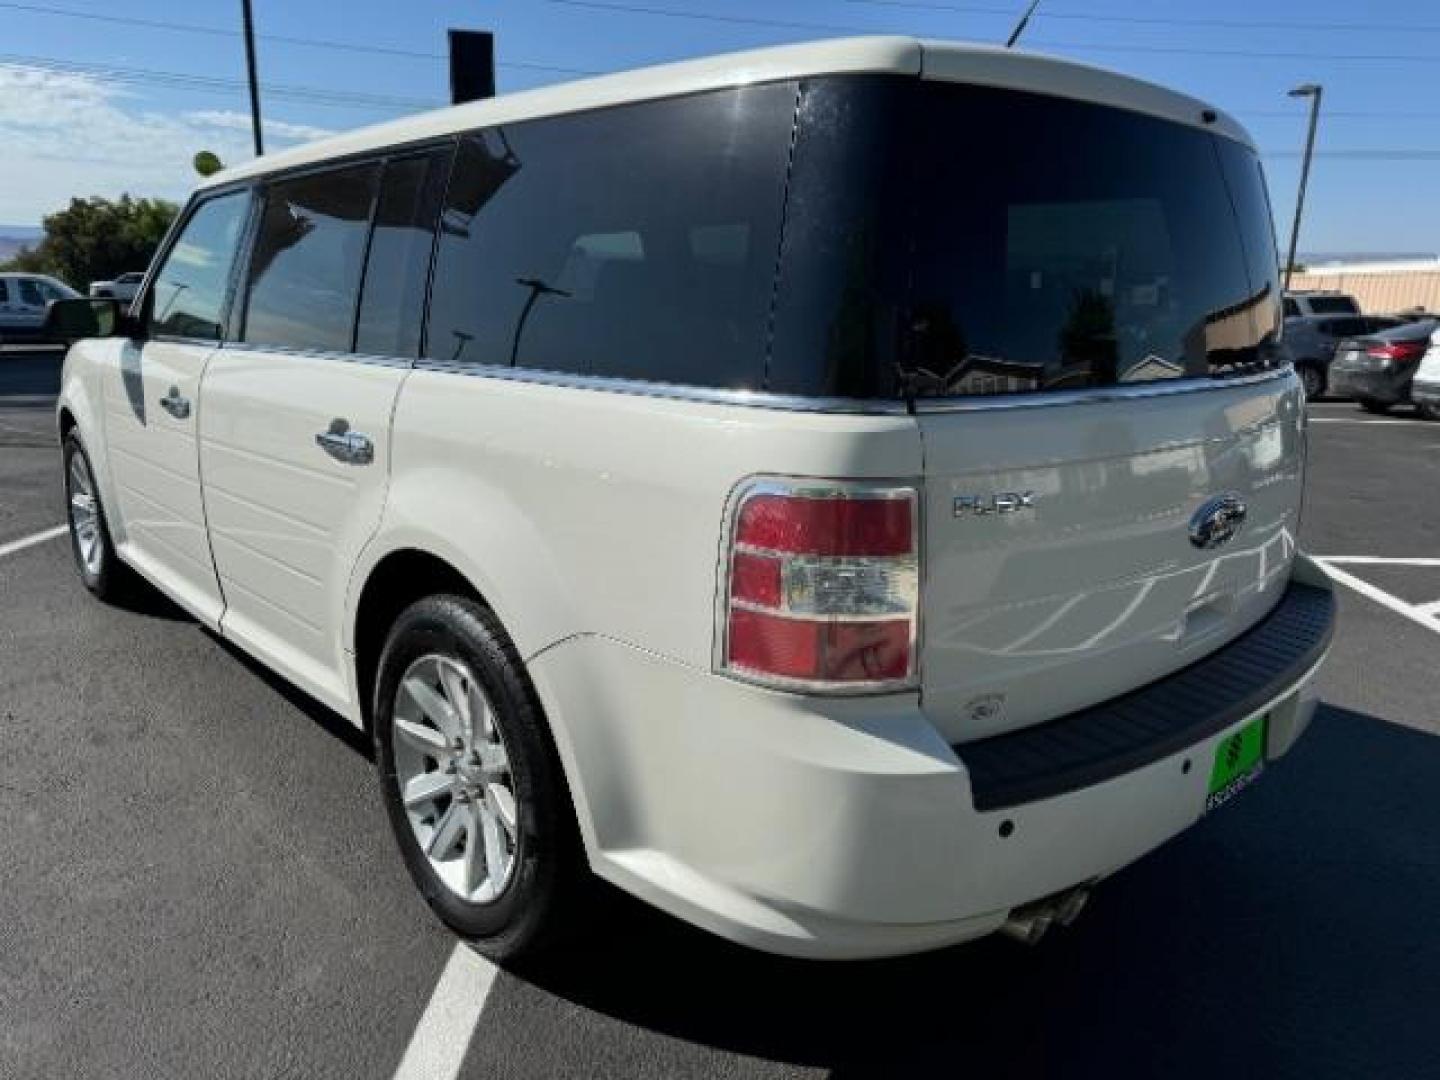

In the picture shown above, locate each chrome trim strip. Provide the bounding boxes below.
[911,366,1294,414]
[413,359,912,415]
[216,341,413,369]
[414,359,1293,416]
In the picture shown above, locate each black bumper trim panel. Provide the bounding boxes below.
[955,579,1336,812]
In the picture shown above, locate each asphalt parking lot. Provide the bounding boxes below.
[2,349,1438,1079]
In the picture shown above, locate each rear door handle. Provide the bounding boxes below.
[159,386,191,419]
[315,420,374,465]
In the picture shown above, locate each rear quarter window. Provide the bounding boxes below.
[424,82,796,387]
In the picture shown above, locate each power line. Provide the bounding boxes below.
[842,0,1440,36]
[542,0,1440,63]
[0,53,441,112]
[0,1,596,74]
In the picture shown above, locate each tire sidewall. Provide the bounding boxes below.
[1298,364,1323,400]
[373,596,567,951]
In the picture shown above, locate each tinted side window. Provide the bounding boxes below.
[1308,296,1358,315]
[149,191,250,340]
[19,279,44,306]
[426,83,795,387]
[0,279,7,302]
[355,150,450,358]
[244,163,379,352]
[1283,298,1300,318]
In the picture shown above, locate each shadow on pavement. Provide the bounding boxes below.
[510,705,1439,1077]
[207,630,374,761]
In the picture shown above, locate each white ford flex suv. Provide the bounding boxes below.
[50,38,1335,960]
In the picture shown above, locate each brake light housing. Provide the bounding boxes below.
[717,479,921,693]
[1365,341,1426,363]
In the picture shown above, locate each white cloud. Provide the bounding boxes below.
[0,66,335,224]
[184,109,334,144]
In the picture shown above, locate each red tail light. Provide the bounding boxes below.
[1365,341,1426,362]
[719,481,920,692]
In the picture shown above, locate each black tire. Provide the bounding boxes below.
[1360,399,1391,415]
[62,433,132,601]
[1297,364,1325,400]
[1417,401,1440,421]
[373,594,582,961]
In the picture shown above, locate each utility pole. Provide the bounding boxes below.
[1284,83,1323,289]
[241,0,264,156]
[1005,0,1042,48]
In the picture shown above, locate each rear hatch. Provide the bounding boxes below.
[891,78,1302,742]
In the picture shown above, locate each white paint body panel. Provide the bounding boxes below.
[917,378,1306,742]
[198,348,406,715]
[99,338,225,626]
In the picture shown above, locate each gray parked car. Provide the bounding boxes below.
[1284,313,1404,399]
[1329,318,1440,413]
[0,272,80,342]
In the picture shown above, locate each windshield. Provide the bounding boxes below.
[769,78,1283,400]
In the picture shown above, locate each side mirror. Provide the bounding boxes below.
[43,297,140,343]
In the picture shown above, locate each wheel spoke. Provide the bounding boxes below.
[480,807,507,888]
[394,716,449,757]
[462,802,487,894]
[438,662,473,738]
[477,740,508,775]
[402,770,452,809]
[427,801,465,859]
[487,783,517,837]
[400,676,460,739]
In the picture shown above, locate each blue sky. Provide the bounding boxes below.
[1,0,1436,256]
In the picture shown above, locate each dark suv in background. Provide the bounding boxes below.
[1285,313,1404,398]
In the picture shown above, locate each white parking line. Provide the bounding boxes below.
[1308,418,1427,426]
[0,525,66,560]
[1315,558,1440,637]
[391,943,498,1080]
[1319,556,1440,567]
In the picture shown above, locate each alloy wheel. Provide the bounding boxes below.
[67,451,103,576]
[391,654,519,904]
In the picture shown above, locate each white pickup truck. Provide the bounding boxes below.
[87,272,145,304]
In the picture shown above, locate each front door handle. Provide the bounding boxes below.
[315,419,374,465]
[159,386,191,419]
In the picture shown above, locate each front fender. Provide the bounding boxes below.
[56,340,125,546]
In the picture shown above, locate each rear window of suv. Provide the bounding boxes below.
[769,78,1284,400]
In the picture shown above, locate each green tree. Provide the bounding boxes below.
[0,195,178,290]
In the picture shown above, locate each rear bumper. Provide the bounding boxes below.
[1328,362,1415,404]
[527,556,1334,960]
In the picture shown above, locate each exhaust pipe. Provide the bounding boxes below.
[1000,886,1090,946]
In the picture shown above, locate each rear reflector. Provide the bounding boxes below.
[719,482,919,692]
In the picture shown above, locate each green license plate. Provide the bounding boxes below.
[1205,714,1267,813]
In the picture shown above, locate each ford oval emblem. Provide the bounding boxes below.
[1188,493,1248,550]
